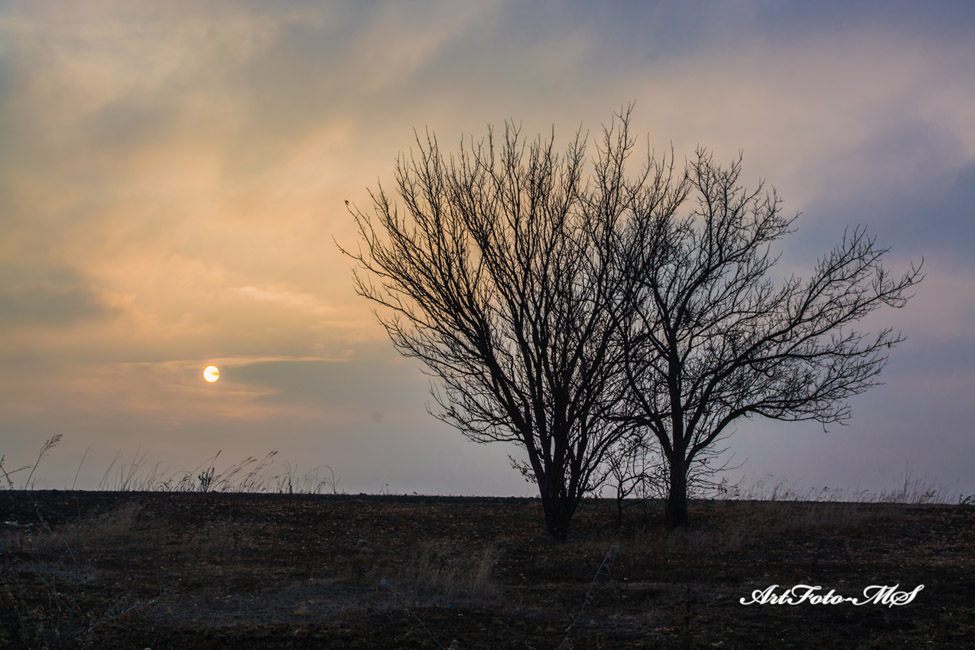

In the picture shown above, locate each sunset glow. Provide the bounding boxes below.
[0,1,972,497]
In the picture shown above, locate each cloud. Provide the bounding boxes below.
[233,284,335,315]
[228,356,428,416]
[0,264,117,330]
[0,0,972,496]
[783,151,974,273]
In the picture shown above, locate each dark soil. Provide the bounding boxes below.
[1,491,972,648]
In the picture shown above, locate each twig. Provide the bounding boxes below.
[0,455,29,489]
[558,544,619,650]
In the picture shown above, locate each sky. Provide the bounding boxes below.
[1,0,973,498]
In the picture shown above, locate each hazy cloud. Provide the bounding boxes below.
[231,357,425,415]
[0,264,116,329]
[0,0,971,496]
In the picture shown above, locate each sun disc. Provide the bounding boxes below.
[203,365,220,383]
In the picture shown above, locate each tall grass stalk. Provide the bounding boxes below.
[23,435,62,490]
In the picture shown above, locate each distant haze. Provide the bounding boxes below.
[1,1,973,499]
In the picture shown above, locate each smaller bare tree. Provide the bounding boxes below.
[600,433,666,527]
[620,149,923,526]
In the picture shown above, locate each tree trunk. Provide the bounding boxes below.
[665,456,689,527]
[539,487,575,539]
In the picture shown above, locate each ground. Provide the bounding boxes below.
[1,491,972,649]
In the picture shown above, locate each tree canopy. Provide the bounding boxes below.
[344,108,922,533]
[620,149,922,525]
[343,117,646,537]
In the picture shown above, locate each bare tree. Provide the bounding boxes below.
[343,113,660,537]
[620,149,923,527]
[599,431,666,527]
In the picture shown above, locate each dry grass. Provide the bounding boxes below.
[730,499,894,533]
[0,500,159,649]
[386,541,499,604]
[3,492,971,648]
[611,499,900,558]
[722,467,969,505]
[2,438,972,647]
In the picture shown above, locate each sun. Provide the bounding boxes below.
[203,365,220,383]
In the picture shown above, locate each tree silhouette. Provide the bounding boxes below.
[344,108,922,533]
[343,113,655,537]
[620,149,923,526]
